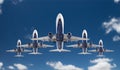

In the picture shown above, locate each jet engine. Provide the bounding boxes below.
[67,32,72,39]
[77,42,81,47]
[48,32,53,39]
[39,42,43,47]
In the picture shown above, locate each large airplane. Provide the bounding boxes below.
[20,29,53,54]
[6,39,31,57]
[89,39,114,56]
[31,13,89,52]
[67,29,98,54]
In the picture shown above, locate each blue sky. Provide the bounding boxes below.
[0,0,120,70]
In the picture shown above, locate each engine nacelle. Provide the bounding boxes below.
[48,32,53,39]
[67,32,72,39]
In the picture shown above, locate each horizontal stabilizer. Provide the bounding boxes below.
[14,55,24,57]
[105,50,114,52]
[78,52,91,55]
[97,55,105,57]
[50,49,70,52]
[29,52,42,55]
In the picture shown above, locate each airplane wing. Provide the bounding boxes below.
[87,43,99,48]
[21,43,33,48]
[6,49,16,52]
[66,44,82,48]
[64,34,89,42]
[31,35,56,42]
[23,49,32,52]
[88,50,97,52]
[38,43,54,48]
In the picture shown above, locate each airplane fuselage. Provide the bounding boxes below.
[16,47,23,55]
[81,32,88,53]
[56,15,64,50]
[97,47,104,55]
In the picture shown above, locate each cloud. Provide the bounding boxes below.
[88,58,116,70]
[113,35,120,41]
[114,0,120,3]
[0,0,4,4]
[103,18,120,34]
[0,62,3,69]
[11,0,23,5]
[8,66,15,70]
[14,63,28,70]
[46,61,83,70]
[0,0,4,15]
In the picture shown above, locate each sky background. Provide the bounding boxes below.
[0,0,120,70]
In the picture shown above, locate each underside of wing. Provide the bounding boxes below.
[88,50,97,52]
[87,43,99,48]
[39,44,54,48]
[31,36,50,41]
[21,44,33,48]
[64,34,89,42]
[66,44,81,48]
[23,50,32,52]
[31,35,56,42]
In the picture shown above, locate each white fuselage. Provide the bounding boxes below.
[56,13,64,51]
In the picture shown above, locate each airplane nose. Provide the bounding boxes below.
[33,29,38,38]
[99,39,103,47]
[17,39,21,47]
[82,29,88,38]
[56,13,64,24]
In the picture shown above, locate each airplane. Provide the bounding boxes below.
[89,39,114,56]
[20,29,53,54]
[6,39,31,57]
[67,29,98,54]
[31,13,89,52]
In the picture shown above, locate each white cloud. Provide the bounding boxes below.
[0,0,4,5]
[113,35,120,41]
[103,18,120,34]
[46,61,83,70]
[11,0,23,5]
[8,66,15,70]
[0,62,3,69]
[114,0,120,3]
[88,58,116,70]
[14,63,28,70]
[0,0,4,15]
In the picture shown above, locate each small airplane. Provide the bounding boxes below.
[31,13,89,52]
[6,39,31,57]
[89,39,114,56]
[20,29,53,54]
[67,29,98,54]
